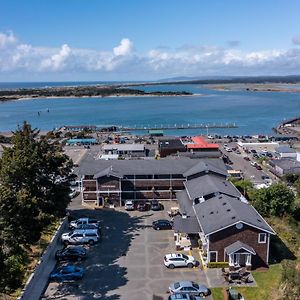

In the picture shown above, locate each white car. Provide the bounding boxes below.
[124,200,134,211]
[164,253,197,269]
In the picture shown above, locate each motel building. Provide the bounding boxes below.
[78,156,275,269]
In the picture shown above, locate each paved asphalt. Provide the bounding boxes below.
[42,199,214,300]
[221,143,278,185]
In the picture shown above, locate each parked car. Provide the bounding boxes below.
[256,165,262,170]
[227,288,245,300]
[164,253,197,269]
[243,156,250,161]
[151,200,162,211]
[55,246,87,261]
[152,219,173,230]
[250,161,257,167]
[69,189,78,199]
[125,200,135,211]
[137,202,148,211]
[69,218,100,230]
[49,265,84,281]
[61,229,100,245]
[168,293,203,300]
[169,281,210,297]
[76,223,101,234]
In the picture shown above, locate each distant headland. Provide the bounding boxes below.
[0,85,193,102]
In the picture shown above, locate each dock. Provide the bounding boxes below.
[118,123,238,131]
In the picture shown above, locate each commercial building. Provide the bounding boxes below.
[158,136,220,158]
[158,139,186,157]
[269,158,300,176]
[275,146,297,159]
[102,143,146,157]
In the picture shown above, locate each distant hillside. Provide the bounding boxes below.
[157,75,300,85]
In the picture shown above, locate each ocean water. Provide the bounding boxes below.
[0,83,299,135]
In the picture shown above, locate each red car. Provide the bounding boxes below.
[256,165,262,170]
[137,202,149,211]
[243,156,250,161]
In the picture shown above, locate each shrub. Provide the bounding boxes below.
[207,262,229,268]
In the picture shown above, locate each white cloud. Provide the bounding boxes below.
[0,31,300,80]
[40,44,71,71]
[0,31,17,49]
[113,38,133,56]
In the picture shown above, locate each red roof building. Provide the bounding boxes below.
[186,136,219,152]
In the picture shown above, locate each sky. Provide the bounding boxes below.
[0,0,300,81]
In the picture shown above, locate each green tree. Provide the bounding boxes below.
[250,183,295,217]
[230,178,253,197]
[0,122,73,290]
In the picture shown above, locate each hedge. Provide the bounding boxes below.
[207,262,229,268]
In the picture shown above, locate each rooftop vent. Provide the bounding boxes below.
[210,211,214,215]
[232,216,236,220]
[222,202,227,206]
[227,209,231,212]
[257,219,262,223]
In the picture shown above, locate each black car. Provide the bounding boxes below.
[55,246,87,261]
[152,219,173,230]
[151,200,162,211]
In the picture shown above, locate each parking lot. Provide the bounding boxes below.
[43,201,213,300]
[221,143,278,184]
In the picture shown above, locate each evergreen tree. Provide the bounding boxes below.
[0,122,73,291]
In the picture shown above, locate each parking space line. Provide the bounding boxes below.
[198,250,207,270]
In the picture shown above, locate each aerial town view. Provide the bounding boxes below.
[0,1,300,300]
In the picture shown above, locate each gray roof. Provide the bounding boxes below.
[93,166,123,179]
[79,156,226,177]
[183,160,228,178]
[270,158,300,171]
[178,151,221,159]
[275,146,296,154]
[159,139,186,150]
[225,241,256,255]
[193,195,275,235]
[102,143,145,152]
[184,174,241,200]
[173,216,201,234]
[176,190,195,217]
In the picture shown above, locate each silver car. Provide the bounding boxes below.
[169,281,210,297]
[168,294,203,300]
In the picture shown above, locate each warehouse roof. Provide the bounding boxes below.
[102,143,145,152]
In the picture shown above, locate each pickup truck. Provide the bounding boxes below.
[69,218,100,230]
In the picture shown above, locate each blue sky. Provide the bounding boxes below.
[0,0,300,81]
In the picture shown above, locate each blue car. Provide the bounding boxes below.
[49,265,84,281]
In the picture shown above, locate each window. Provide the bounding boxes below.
[258,233,267,243]
[209,251,218,262]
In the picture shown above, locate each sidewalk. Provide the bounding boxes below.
[19,219,68,300]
